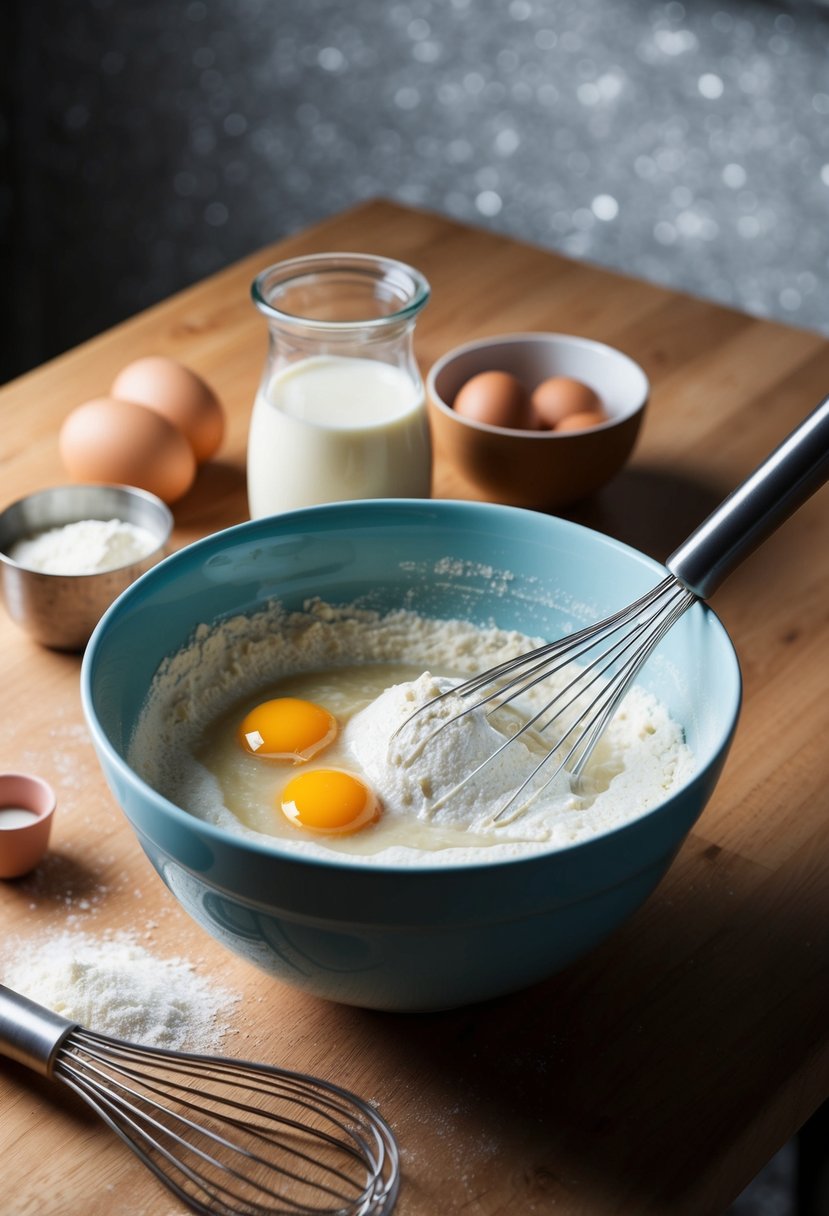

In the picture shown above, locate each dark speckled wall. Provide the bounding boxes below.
[4,0,829,386]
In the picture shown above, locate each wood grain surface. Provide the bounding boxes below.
[1,200,828,1216]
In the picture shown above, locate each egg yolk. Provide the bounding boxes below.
[238,697,337,763]
[280,769,381,835]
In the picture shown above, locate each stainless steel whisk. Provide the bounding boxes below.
[404,395,829,824]
[0,984,399,1216]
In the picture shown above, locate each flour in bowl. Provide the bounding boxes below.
[128,600,693,865]
[344,671,556,830]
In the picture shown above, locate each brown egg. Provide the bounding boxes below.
[554,409,609,432]
[59,397,197,504]
[453,370,535,430]
[111,356,224,463]
[531,376,605,429]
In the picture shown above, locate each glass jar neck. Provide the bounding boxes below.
[263,320,419,373]
[252,253,430,336]
[253,252,429,373]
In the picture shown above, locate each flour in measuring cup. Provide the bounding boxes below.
[7,518,158,575]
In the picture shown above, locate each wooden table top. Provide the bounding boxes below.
[1,200,828,1216]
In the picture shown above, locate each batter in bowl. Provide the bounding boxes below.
[129,600,693,864]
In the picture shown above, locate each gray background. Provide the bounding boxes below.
[4,0,829,386]
[4,1,827,1210]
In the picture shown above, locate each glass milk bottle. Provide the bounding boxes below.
[247,253,432,518]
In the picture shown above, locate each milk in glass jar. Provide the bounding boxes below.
[247,254,432,517]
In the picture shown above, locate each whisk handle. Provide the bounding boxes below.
[0,984,76,1077]
[667,394,829,599]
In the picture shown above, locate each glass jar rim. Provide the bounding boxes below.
[251,252,430,330]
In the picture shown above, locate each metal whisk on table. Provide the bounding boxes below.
[0,984,399,1216]
[404,395,829,824]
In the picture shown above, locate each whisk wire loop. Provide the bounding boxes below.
[49,1026,399,1216]
[58,1060,272,1216]
[58,1052,360,1214]
[440,392,829,826]
[74,1038,377,1173]
[399,576,698,824]
[491,580,696,822]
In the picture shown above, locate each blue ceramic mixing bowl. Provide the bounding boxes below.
[81,500,741,1012]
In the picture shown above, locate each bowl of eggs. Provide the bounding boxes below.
[427,332,649,510]
[81,499,740,1012]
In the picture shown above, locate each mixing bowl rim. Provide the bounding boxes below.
[80,498,742,877]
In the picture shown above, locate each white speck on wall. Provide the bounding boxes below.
[653,28,698,56]
[591,193,619,221]
[698,72,725,99]
[317,46,345,71]
[723,162,747,188]
[394,85,420,110]
[475,189,503,217]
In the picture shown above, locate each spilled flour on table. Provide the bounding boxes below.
[3,929,240,1052]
